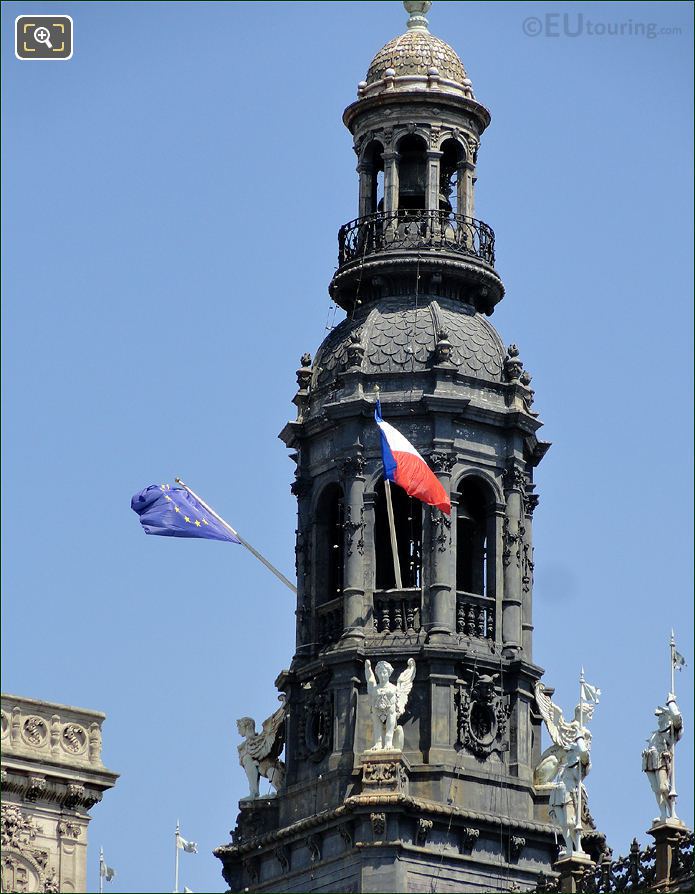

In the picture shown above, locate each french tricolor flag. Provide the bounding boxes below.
[375,400,451,515]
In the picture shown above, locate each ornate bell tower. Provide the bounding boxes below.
[217,3,561,890]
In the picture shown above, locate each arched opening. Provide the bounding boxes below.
[363,140,384,214]
[456,478,488,596]
[374,481,422,590]
[439,138,465,215]
[315,484,344,605]
[397,134,428,211]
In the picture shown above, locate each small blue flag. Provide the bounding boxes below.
[131,484,240,543]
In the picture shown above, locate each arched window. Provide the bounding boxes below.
[397,134,428,211]
[363,140,384,214]
[315,484,344,605]
[456,478,488,595]
[374,481,422,590]
[439,138,465,215]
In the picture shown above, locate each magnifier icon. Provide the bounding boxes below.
[33,26,53,49]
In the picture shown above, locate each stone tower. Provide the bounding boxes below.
[217,3,561,891]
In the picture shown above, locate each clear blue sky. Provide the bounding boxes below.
[2,2,692,892]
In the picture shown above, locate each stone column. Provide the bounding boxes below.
[382,150,399,215]
[427,452,455,641]
[342,455,366,645]
[460,161,476,218]
[492,507,505,642]
[291,475,313,655]
[647,819,688,890]
[502,468,525,654]
[357,161,373,219]
[425,150,443,212]
[554,853,594,893]
[521,493,538,658]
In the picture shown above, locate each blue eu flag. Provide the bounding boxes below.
[131,484,241,543]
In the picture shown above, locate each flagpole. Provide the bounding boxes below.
[175,478,297,595]
[99,847,104,894]
[384,479,403,589]
[669,630,678,807]
[575,666,584,850]
[174,821,180,894]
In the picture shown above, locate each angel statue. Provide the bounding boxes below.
[365,658,416,751]
[236,696,286,800]
[533,681,595,787]
[642,692,683,823]
[534,682,595,858]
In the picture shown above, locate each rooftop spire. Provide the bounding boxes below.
[404,0,431,32]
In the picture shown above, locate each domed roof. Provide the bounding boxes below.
[312,297,505,391]
[363,2,474,97]
[366,30,468,86]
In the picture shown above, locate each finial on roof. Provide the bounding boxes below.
[404,1,431,32]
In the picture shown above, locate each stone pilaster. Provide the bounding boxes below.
[342,454,367,644]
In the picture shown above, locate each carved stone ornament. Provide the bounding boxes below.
[307,833,322,863]
[61,723,87,755]
[344,504,365,558]
[429,451,456,474]
[338,822,354,849]
[243,856,259,883]
[290,476,311,498]
[503,344,523,382]
[510,835,526,859]
[430,507,451,553]
[1,804,39,849]
[274,844,290,873]
[461,826,480,853]
[416,818,433,846]
[298,670,334,763]
[346,330,365,368]
[434,329,453,365]
[57,821,81,840]
[341,454,366,480]
[22,716,48,748]
[26,776,47,801]
[371,812,386,837]
[455,673,510,758]
[296,353,312,392]
[525,493,540,517]
[522,541,534,594]
[502,516,525,568]
[503,464,527,495]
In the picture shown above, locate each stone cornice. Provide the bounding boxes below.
[215,793,556,859]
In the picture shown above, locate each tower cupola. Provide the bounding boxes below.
[331,1,502,315]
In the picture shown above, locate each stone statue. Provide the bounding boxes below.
[642,692,683,823]
[533,682,595,787]
[236,696,286,800]
[548,730,591,858]
[365,658,416,751]
[534,682,595,857]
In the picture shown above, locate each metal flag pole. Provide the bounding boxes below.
[175,478,297,594]
[669,630,678,807]
[575,667,584,849]
[174,821,180,894]
[99,847,104,894]
[384,479,403,590]
[374,386,402,590]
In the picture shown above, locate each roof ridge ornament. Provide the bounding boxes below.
[404,0,431,32]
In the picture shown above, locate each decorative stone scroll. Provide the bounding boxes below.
[455,673,510,758]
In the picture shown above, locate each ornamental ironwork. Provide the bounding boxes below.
[337,210,495,268]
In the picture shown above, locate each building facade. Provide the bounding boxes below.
[217,2,566,891]
[1,693,118,894]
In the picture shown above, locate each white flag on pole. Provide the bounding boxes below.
[177,835,198,854]
[100,858,116,882]
[673,649,686,670]
[581,681,601,704]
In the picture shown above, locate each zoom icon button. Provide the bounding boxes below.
[15,15,73,60]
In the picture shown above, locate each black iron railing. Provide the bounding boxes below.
[337,209,496,268]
